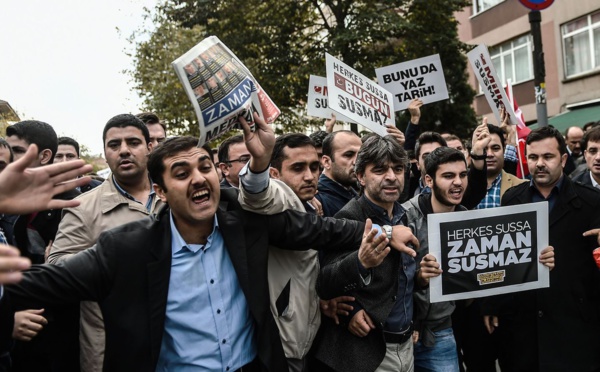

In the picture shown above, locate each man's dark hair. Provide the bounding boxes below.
[526,126,567,156]
[582,126,600,151]
[486,124,506,149]
[217,135,244,164]
[0,138,14,163]
[355,135,408,177]
[148,136,212,190]
[425,146,467,178]
[6,120,58,163]
[322,130,357,160]
[309,130,328,148]
[136,112,166,133]
[102,114,150,146]
[415,131,447,159]
[583,122,598,132]
[271,133,315,171]
[58,136,80,157]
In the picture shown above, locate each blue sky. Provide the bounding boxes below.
[0,0,157,154]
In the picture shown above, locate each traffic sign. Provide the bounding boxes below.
[518,0,554,10]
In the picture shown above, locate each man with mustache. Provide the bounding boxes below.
[47,114,163,372]
[572,126,600,189]
[483,126,600,371]
[316,135,426,372]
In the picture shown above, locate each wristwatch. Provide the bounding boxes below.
[382,225,393,240]
[470,151,487,161]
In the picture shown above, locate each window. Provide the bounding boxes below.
[488,34,533,86]
[473,0,504,15]
[562,10,600,78]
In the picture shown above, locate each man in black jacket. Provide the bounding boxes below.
[483,126,600,371]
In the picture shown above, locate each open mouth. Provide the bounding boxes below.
[191,189,210,204]
[449,189,463,198]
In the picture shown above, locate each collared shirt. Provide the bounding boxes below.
[504,145,518,163]
[156,213,256,372]
[363,197,415,334]
[316,174,358,217]
[530,176,565,213]
[415,178,431,196]
[112,175,155,212]
[590,172,600,189]
[476,173,502,209]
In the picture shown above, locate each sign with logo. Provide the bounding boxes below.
[428,203,549,303]
[518,0,554,11]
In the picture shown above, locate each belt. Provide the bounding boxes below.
[383,324,413,345]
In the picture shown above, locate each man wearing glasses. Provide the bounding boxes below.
[218,135,251,189]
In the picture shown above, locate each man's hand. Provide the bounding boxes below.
[407,99,423,124]
[0,244,31,284]
[358,219,390,269]
[12,309,47,342]
[320,296,355,325]
[417,253,442,287]
[470,120,491,170]
[483,315,499,334]
[385,125,405,146]
[238,112,275,173]
[499,107,517,147]
[308,197,323,216]
[325,113,336,133]
[348,309,375,337]
[583,228,600,246]
[539,246,555,271]
[389,225,418,257]
[0,144,92,214]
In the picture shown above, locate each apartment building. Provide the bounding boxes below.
[457,0,600,131]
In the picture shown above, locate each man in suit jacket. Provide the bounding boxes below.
[483,126,600,372]
[2,133,413,371]
[316,135,428,372]
[572,126,600,189]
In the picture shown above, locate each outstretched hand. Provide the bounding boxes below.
[358,219,390,269]
[238,112,275,173]
[0,144,92,214]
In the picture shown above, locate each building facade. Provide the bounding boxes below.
[457,0,600,131]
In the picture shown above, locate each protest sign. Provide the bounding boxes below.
[306,75,355,123]
[467,44,521,126]
[172,36,280,145]
[375,54,449,111]
[428,202,549,303]
[326,53,393,136]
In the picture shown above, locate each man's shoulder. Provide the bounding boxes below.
[502,180,529,200]
[334,198,363,220]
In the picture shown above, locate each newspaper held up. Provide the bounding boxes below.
[172,36,280,145]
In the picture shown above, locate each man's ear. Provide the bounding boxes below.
[322,155,332,170]
[424,174,434,188]
[219,162,230,177]
[40,149,53,165]
[147,142,154,153]
[356,172,366,187]
[560,153,568,168]
[153,183,167,203]
[269,167,280,179]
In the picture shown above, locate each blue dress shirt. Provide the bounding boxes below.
[156,213,256,371]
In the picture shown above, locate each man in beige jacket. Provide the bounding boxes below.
[47,114,163,372]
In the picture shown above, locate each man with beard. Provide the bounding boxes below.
[316,130,362,217]
[47,114,163,372]
[316,135,428,372]
[483,126,600,371]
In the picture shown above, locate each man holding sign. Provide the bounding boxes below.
[483,126,600,371]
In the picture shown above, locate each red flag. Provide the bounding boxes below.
[505,82,530,178]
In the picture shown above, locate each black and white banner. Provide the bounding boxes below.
[428,203,549,303]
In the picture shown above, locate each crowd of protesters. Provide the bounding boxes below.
[0,96,599,372]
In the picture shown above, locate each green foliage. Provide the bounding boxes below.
[130,0,476,139]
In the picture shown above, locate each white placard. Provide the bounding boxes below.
[325,53,393,136]
[306,75,355,123]
[467,44,520,126]
[375,54,449,111]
